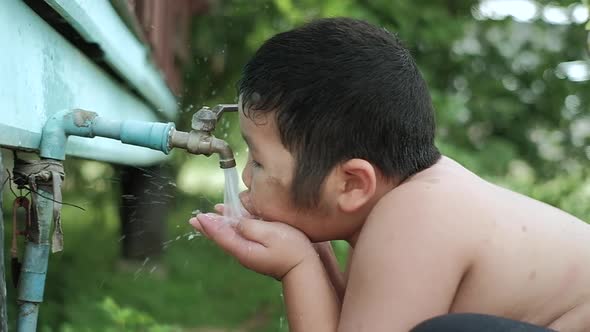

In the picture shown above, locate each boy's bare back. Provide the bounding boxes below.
[348,156,590,331]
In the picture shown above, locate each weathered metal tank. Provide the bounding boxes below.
[0,1,229,330]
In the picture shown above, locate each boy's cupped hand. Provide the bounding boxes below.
[189,204,316,280]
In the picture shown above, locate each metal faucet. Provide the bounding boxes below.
[168,104,238,168]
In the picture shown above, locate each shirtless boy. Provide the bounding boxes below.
[190,18,590,331]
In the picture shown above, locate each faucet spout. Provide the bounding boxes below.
[210,136,236,169]
[168,129,236,169]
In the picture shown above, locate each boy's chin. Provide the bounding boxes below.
[238,191,257,215]
[306,232,339,243]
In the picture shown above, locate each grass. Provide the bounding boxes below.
[2,186,290,331]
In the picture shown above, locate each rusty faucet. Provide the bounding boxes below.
[168,104,238,168]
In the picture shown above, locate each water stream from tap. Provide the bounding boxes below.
[223,167,245,224]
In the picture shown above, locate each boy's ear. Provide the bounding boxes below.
[335,159,377,213]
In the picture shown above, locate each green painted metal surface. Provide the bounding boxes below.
[0,152,6,332]
[0,1,177,166]
[44,0,177,119]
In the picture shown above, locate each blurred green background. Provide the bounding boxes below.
[3,0,590,331]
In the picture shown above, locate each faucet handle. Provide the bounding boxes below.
[192,104,238,132]
[212,104,238,118]
[192,106,216,131]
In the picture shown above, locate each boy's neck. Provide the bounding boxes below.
[345,178,401,247]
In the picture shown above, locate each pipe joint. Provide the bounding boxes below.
[40,109,174,160]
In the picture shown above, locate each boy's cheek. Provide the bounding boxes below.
[240,190,281,222]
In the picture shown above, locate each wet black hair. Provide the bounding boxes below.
[238,17,440,208]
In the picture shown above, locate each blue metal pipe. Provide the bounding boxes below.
[18,109,173,330]
[40,109,175,160]
[16,185,53,332]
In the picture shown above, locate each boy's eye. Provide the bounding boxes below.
[250,159,262,168]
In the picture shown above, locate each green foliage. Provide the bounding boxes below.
[2,184,287,331]
[183,0,589,222]
[56,297,179,332]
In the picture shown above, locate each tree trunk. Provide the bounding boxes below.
[119,165,172,261]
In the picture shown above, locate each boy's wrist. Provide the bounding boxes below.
[282,250,322,283]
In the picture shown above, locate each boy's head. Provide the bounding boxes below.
[237,18,440,240]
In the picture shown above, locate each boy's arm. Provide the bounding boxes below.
[191,213,341,331]
[338,188,472,331]
[282,251,340,331]
[313,242,350,302]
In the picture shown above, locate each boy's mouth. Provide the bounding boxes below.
[239,190,257,216]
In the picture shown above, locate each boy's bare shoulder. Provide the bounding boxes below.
[366,156,489,234]
[356,156,498,279]
[359,171,480,268]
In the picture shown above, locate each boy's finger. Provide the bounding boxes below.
[189,217,208,237]
[189,217,201,230]
[197,213,237,246]
[194,213,224,238]
[198,213,266,263]
[236,218,274,246]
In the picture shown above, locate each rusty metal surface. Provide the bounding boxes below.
[128,0,210,94]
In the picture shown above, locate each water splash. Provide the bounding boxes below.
[223,167,245,224]
[162,232,199,247]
